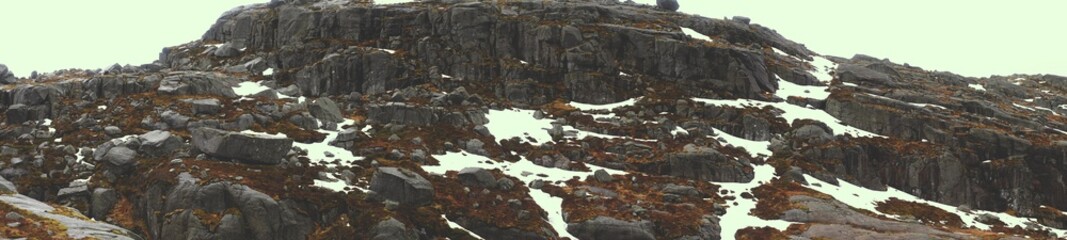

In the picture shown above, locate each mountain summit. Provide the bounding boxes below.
[1,0,1066,239]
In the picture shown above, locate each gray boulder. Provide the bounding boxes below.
[837,64,897,86]
[371,218,418,240]
[567,216,656,240]
[157,71,239,98]
[667,144,754,182]
[308,97,344,123]
[213,43,241,57]
[104,126,123,137]
[189,98,223,115]
[369,167,434,206]
[458,167,497,188]
[0,176,17,193]
[138,130,184,157]
[190,127,293,165]
[656,0,679,11]
[0,64,15,84]
[103,146,137,166]
[90,188,118,220]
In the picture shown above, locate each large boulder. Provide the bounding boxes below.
[308,97,344,123]
[457,167,496,188]
[370,218,418,240]
[567,216,656,240]
[190,127,293,165]
[369,167,434,206]
[656,0,679,11]
[0,64,16,84]
[138,130,184,157]
[667,144,754,182]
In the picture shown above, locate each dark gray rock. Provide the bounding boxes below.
[189,98,223,115]
[90,188,118,220]
[104,126,123,137]
[308,97,344,123]
[593,169,613,183]
[656,0,679,11]
[369,167,434,206]
[157,71,239,98]
[667,144,753,182]
[567,216,656,240]
[138,130,184,157]
[0,64,15,84]
[161,110,191,129]
[370,218,418,240]
[103,146,137,166]
[458,167,496,188]
[190,127,293,165]
[837,64,897,86]
[0,176,17,193]
[213,43,241,57]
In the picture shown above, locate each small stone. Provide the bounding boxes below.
[103,126,122,136]
[593,169,613,183]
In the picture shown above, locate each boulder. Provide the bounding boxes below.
[104,126,123,137]
[138,130,184,157]
[308,97,344,123]
[370,218,418,240]
[157,71,239,98]
[90,188,118,220]
[103,146,137,166]
[189,98,223,115]
[656,0,679,11]
[458,167,497,188]
[213,43,241,57]
[369,167,434,206]
[0,176,17,193]
[567,216,656,240]
[667,144,754,182]
[837,64,896,86]
[0,64,15,84]
[190,127,293,165]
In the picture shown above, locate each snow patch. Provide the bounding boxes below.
[775,76,829,100]
[968,83,986,91]
[485,109,554,145]
[681,27,713,42]
[425,151,625,240]
[808,56,837,83]
[715,165,793,239]
[694,98,883,138]
[97,105,108,111]
[709,128,771,158]
[569,97,640,111]
[233,81,271,97]
[262,68,274,76]
[801,175,1067,236]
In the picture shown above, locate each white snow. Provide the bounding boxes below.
[841,82,859,87]
[569,97,640,111]
[801,175,1067,236]
[97,105,107,111]
[1060,104,1067,110]
[243,119,367,192]
[694,98,883,138]
[233,81,271,96]
[370,48,396,54]
[968,83,986,91]
[1012,77,1026,86]
[1013,103,1037,112]
[262,68,274,76]
[485,109,554,145]
[809,56,838,83]
[443,214,486,239]
[709,128,771,158]
[441,74,453,79]
[775,76,830,100]
[619,72,631,77]
[520,60,529,65]
[715,165,793,240]
[681,27,713,42]
[425,151,625,240]
[671,126,689,137]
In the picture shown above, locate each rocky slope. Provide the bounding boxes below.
[2,0,1067,239]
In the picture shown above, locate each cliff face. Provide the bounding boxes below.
[2,0,1067,239]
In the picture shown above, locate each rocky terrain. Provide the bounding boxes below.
[2,0,1067,239]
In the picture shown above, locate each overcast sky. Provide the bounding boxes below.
[1,0,1063,78]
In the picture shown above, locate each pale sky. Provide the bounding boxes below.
[1,0,1063,78]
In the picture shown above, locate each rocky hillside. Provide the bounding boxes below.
[2,0,1067,239]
